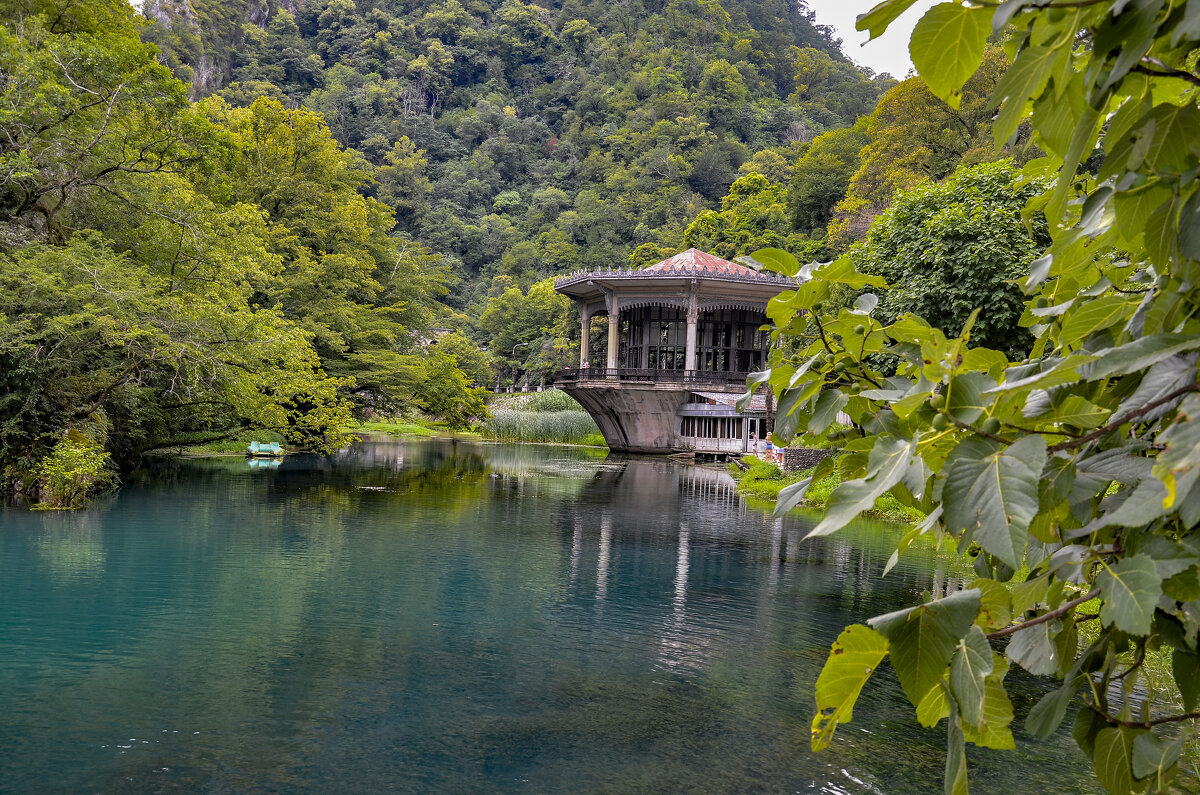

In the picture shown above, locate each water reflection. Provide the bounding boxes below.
[0,439,1100,794]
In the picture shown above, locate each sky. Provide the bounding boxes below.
[808,0,940,79]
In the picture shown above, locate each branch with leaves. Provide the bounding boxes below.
[744,0,1200,792]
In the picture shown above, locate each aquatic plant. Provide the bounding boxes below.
[483,409,602,446]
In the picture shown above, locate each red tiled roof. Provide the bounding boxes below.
[642,248,759,277]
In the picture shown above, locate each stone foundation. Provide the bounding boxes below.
[562,383,693,453]
[780,447,837,473]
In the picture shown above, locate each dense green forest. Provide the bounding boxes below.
[1,0,1038,506]
[142,0,895,293]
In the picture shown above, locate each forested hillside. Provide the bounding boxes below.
[142,0,895,302]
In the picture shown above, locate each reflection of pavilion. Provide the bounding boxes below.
[554,249,788,455]
[573,455,747,532]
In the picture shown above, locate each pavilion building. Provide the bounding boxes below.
[553,248,791,455]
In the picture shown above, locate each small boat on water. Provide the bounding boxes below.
[246,441,284,457]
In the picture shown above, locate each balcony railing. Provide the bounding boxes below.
[554,367,751,387]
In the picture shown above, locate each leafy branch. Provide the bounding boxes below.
[1048,382,1200,453]
[986,588,1100,639]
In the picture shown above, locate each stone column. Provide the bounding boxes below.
[684,280,698,373]
[606,309,619,370]
[579,304,590,368]
[640,315,650,369]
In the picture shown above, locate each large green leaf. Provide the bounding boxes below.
[1097,553,1163,635]
[1095,0,1163,90]
[942,435,1046,569]
[945,372,994,425]
[991,43,1060,147]
[973,578,1013,631]
[1057,295,1139,346]
[773,476,813,517]
[742,248,799,277]
[1172,649,1200,711]
[1103,477,1168,528]
[856,0,922,39]
[1181,187,1200,261]
[1115,353,1196,423]
[1153,394,1200,508]
[809,388,849,435]
[1051,395,1110,430]
[1093,727,1139,795]
[1132,731,1185,789]
[1045,106,1102,223]
[1006,620,1061,677]
[1142,103,1200,172]
[811,624,889,751]
[945,701,969,795]
[1114,181,1173,248]
[916,675,951,727]
[949,625,993,727]
[815,257,886,289]
[1078,334,1200,380]
[961,654,1015,750]
[909,3,992,109]
[869,589,981,710]
[808,435,919,537]
[1025,679,1079,738]
[1172,0,1200,45]
[1145,190,1182,268]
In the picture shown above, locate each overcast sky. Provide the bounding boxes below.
[809,0,940,79]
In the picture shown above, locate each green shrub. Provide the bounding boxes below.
[33,435,116,510]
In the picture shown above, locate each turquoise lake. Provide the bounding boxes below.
[0,438,1103,793]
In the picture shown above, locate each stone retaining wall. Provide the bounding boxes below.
[780,447,836,473]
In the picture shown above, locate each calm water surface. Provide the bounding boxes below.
[1,438,1101,793]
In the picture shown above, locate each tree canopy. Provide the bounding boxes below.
[851,160,1047,357]
[0,0,482,504]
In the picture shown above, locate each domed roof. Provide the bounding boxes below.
[554,248,790,303]
[641,248,762,277]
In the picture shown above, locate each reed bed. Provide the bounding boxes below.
[483,408,602,445]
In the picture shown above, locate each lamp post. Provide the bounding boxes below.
[511,341,530,392]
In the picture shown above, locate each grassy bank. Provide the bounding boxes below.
[157,430,287,456]
[354,419,482,440]
[730,456,924,524]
